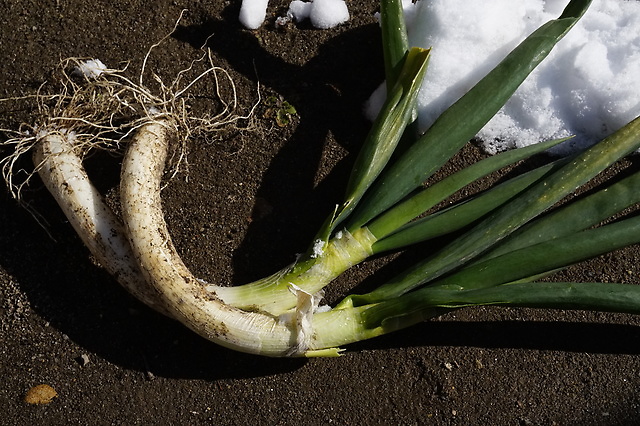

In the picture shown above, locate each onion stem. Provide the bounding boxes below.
[119,120,379,356]
[33,129,171,316]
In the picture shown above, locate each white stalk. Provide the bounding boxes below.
[215,226,376,315]
[120,120,330,356]
[32,125,405,357]
[33,130,171,316]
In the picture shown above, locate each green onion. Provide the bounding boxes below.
[9,0,640,358]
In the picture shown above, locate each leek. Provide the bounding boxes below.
[5,0,640,358]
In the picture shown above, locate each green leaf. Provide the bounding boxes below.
[367,136,570,242]
[370,158,565,252]
[342,114,640,307]
[429,213,640,292]
[479,168,640,262]
[361,281,640,333]
[346,0,593,230]
[331,47,430,229]
[424,281,640,314]
[379,0,420,148]
[380,0,409,91]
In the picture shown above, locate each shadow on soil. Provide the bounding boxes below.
[172,8,386,283]
[3,185,639,381]
[352,317,640,355]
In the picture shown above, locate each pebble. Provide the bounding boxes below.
[77,353,90,366]
[24,384,57,404]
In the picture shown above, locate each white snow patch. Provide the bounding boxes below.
[311,239,325,258]
[288,0,313,22]
[286,0,350,29]
[309,0,349,29]
[239,0,270,29]
[72,59,107,80]
[366,0,640,156]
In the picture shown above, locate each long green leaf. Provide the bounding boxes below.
[331,47,430,229]
[371,158,565,253]
[346,0,593,230]
[380,0,409,90]
[366,136,569,241]
[340,115,640,307]
[429,214,640,292]
[479,169,640,262]
[423,282,640,314]
[360,281,640,333]
[379,0,421,149]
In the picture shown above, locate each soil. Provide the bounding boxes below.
[1,1,640,425]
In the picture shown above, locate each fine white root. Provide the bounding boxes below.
[1,33,258,318]
[120,120,321,356]
[32,130,172,316]
[1,48,257,201]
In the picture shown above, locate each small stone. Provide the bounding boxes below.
[24,384,57,404]
[77,354,90,366]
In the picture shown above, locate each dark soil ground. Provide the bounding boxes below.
[2,1,640,424]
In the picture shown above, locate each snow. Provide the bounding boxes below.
[311,239,325,258]
[287,0,313,23]
[366,0,640,155]
[238,0,639,155]
[239,0,270,29]
[306,0,350,29]
[71,59,107,80]
[241,0,349,30]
